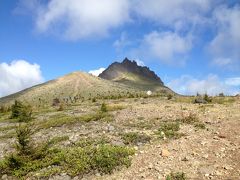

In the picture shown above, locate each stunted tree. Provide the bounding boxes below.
[11,100,33,122]
[16,124,33,156]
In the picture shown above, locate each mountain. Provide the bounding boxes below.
[0,59,175,106]
[0,72,139,106]
[99,58,169,91]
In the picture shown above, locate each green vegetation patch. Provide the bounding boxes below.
[194,122,206,129]
[156,122,183,139]
[36,111,113,130]
[176,113,206,130]
[0,124,135,178]
[166,172,186,180]
[10,100,33,123]
[121,132,151,145]
[0,131,16,140]
[176,113,199,124]
[0,125,16,132]
[75,137,110,148]
[48,136,69,146]
[0,144,134,178]
[212,96,235,104]
[106,104,126,111]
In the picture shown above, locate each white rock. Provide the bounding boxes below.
[146,90,152,96]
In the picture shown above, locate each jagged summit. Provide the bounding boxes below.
[99,58,164,89]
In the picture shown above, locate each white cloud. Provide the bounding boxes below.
[167,74,239,96]
[113,32,131,52]
[33,0,130,40]
[212,58,232,66]
[134,31,192,64]
[135,59,145,67]
[209,5,240,69]
[89,68,105,76]
[0,60,44,97]
[225,77,240,86]
[133,0,212,32]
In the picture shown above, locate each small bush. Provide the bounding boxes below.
[157,122,182,139]
[37,112,112,130]
[177,113,205,130]
[122,132,151,145]
[92,98,97,102]
[11,100,23,119]
[48,136,69,146]
[3,154,24,170]
[0,105,9,113]
[52,98,60,106]
[0,144,135,178]
[57,104,64,111]
[75,137,109,148]
[177,113,199,124]
[194,122,206,129]
[218,93,224,97]
[11,100,32,122]
[166,172,186,180]
[203,93,212,103]
[101,103,107,112]
[107,105,125,111]
[16,124,33,156]
[167,94,173,100]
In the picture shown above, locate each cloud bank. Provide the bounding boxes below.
[167,74,239,96]
[209,5,240,69]
[17,0,240,68]
[34,0,130,40]
[0,60,44,97]
[134,31,192,64]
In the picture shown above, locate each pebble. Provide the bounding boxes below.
[95,173,101,177]
[161,149,171,157]
[134,146,139,150]
[1,174,8,180]
[223,165,233,170]
[198,166,214,175]
[202,154,209,159]
[148,163,153,169]
[182,156,189,161]
[107,125,115,132]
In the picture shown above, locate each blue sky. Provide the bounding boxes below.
[0,0,239,97]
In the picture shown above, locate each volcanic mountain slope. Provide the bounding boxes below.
[0,71,140,106]
[99,58,172,92]
[0,59,175,106]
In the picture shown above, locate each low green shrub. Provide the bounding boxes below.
[37,111,113,130]
[16,124,33,156]
[10,100,33,122]
[203,93,212,103]
[194,122,206,129]
[177,113,199,124]
[157,122,182,139]
[122,132,151,145]
[166,172,186,180]
[167,94,173,100]
[101,103,107,112]
[0,143,134,178]
[177,113,206,130]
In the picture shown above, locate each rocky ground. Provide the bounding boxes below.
[0,96,239,179]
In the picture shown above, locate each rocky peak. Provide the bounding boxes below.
[99,58,164,86]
